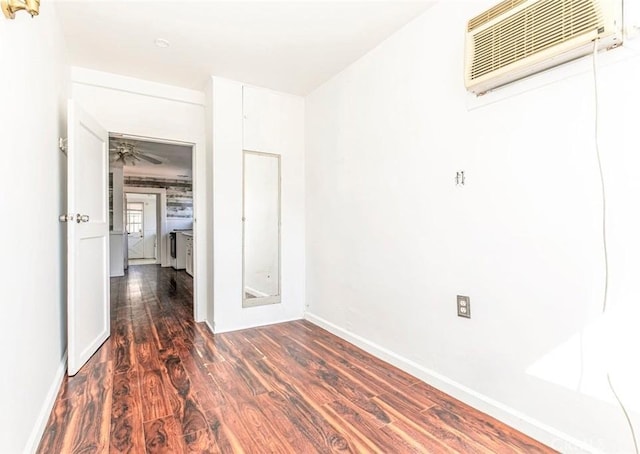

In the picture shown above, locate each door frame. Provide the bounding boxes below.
[124,188,166,265]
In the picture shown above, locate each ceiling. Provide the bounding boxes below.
[54,1,434,95]
[111,137,193,179]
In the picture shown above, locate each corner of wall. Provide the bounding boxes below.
[204,77,215,325]
[23,352,68,454]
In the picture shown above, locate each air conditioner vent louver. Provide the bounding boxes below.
[468,0,528,32]
[471,0,600,80]
[464,0,621,95]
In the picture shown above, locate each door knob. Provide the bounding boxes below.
[76,214,90,223]
[59,214,74,222]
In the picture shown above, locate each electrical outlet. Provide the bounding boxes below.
[457,295,471,318]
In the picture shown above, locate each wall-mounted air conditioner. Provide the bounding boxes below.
[465,0,623,95]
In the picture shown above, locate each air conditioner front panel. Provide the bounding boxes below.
[465,0,622,94]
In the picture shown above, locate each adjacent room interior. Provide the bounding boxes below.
[2,0,640,453]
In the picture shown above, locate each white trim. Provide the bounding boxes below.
[23,351,68,454]
[111,132,196,148]
[214,316,303,334]
[71,67,205,106]
[304,312,600,454]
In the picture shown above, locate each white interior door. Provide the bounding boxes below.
[126,201,144,259]
[66,100,110,376]
[128,233,144,258]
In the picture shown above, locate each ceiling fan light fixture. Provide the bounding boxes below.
[110,140,164,166]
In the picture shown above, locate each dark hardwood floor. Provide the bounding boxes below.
[37,265,554,453]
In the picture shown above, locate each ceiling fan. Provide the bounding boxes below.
[109,141,164,165]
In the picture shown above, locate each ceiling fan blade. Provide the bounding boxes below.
[137,153,163,165]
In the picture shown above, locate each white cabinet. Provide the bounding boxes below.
[174,231,191,270]
[185,235,193,277]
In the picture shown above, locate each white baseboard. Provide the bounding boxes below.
[304,312,598,454]
[23,351,67,454]
[214,316,304,334]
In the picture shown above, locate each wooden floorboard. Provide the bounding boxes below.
[37,265,555,453]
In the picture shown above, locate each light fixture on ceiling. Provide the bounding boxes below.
[1,0,39,19]
[110,141,164,166]
[111,142,138,166]
[154,38,170,49]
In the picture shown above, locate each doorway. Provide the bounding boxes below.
[126,193,159,265]
[109,133,197,319]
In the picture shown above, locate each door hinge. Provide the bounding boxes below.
[58,137,68,155]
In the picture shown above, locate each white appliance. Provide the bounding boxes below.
[171,230,192,270]
[464,0,623,95]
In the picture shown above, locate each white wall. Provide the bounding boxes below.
[70,68,208,321]
[0,3,69,452]
[167,219,194,232]
[210,77,305,332]
[305,3,640,453]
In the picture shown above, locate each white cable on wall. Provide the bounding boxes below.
[592,41,609,315]
[592,38,639,454]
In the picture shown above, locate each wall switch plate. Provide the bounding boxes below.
[457,295,471,318]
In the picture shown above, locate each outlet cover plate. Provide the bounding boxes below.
[457,295,471,318]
